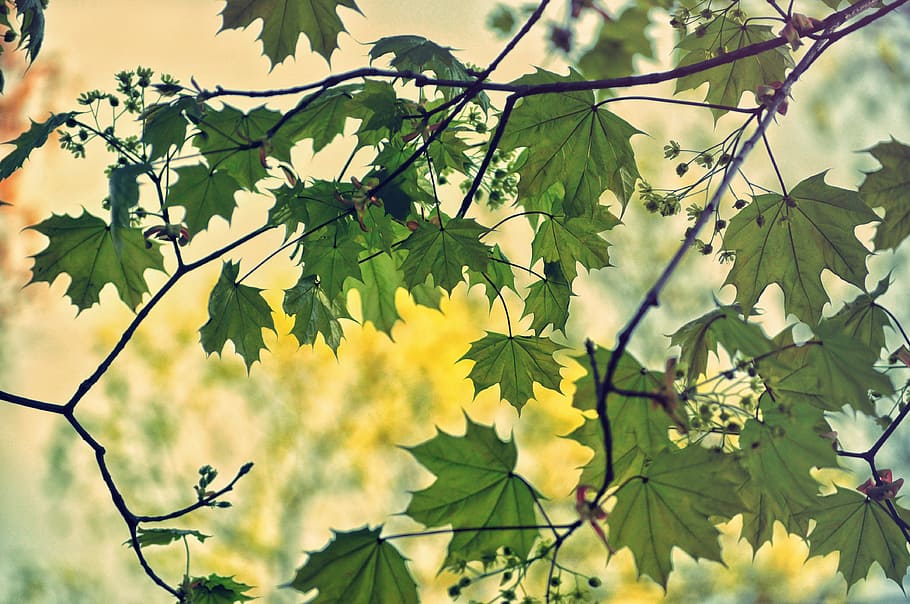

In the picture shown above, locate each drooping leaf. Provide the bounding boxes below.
[404,417,541,569]
[127,527,210,548]
[282,85,360,153]
[530,210,618,282]
[13,0,46,63]
[347,80,406,148]
[578,7,654,80]
[165,165,242,236]
[801,487,910,589]
[859,138,910,250]
[192,104,294,191]
[141,96,195,161]
[200,261,276,371]
[347,251,404,336]
[500,68,642,215]
[826,276,892,355]
[737,393,835,550]
[761,322,892,415]
[108,163,151,256]
[0,112,76,181]
[521,262,572,335]
[669,306,775,384]
[722,172,879,324]
[288,526,418,604]
[267,180,352,238]
[609,446,747,587]
[461,332,563,411]
[28,210,165,311]
[300,226,363,301]
[283,274,348,353]
[399,217,491,293]
[467,244,517,308]
[369,35,490,109]
[567,346,672,485]
[219,0,361,66]
[183,574,255,604]
[675,17,792,120]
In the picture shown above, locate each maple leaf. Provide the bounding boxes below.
[461,332,563,412]
[675,17,792,120]
[283,274,349,354]
[282,85,360,153]
[399,217,491,294]
[859,138,910,250]
[521,262,572,335]
[738,394,835,550]
[346,251,404,336]
[467,244,517,308]
[825,276,892,355]
[300,225,363,301]
[267,180,352,238]
[567,346,672,485]
[404,417,541,569]
[165,165,241,237]
[288,526,418,604]
[0,112,76,181]
[500,68,642,215]
[128,527,210,548]
[369,35,490,109]
[761,321,892,415]
[141,96,196,161]
[28,210,165,311]
[609,446,746,588]
[722,172,879,325]
[669,306,774,384]
[578,7,654,79]
[530,209,618,282]
[108,162,151,256]
[800,487,910,588]
[219,0,362,66]
[199,261,276,371]
[183,574,255,604]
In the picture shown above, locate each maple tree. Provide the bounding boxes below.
[2,0,910,602]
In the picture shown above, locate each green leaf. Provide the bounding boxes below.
[0,112,76,181]
[530,210,618,282]
[347,80,406,148]
[300,226,363,301]
[675,17,792,120]
[283,274,348,353]
[669,306,774,384]
[467,244,517,308]
[347,251,404,336]
[826,276,892,355]
[282,85,359,153]
[567,347,671,485]
[267,180,351,238]
[193,104,294,191]
[609,446,747,587]
[578,7,654,80]
[141,96,195,161]
[722,172,880,324]
[165,165,242,236]
[108,163,150,256]
[521,263,572,335]
[737,394,835,550]
[219,0,361,66]
[399,218,491,293]
[13,0,45,63]
[28,210,165,311]
[288,526,418,604]
[405,417,541,569]
[500,68,642,215]
[461,332,563,412]
[369,35,489,109]
[184,574,255,604]
[200,261,276,371]
[761,322,892,414]
[127,527,210,548]
[859,138,910,250]
[801,488,910,589]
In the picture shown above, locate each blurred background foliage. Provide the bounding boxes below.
[1,1,910,602]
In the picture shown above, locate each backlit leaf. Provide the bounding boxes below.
[722,172,879,324]
[200,261,276,371]
[128,527,210,548]
[0,112,75,181]
[347,251,404,336]
[288,526,417,604]
[165,165,241,236]
[28,210,165,311]
[184,574,255,604]
[283,274,348,353]
[461,332,563,411]
[530,210,618,282]
[405,417,541,569]
[859,138,910,250]
[399,217,491,293]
